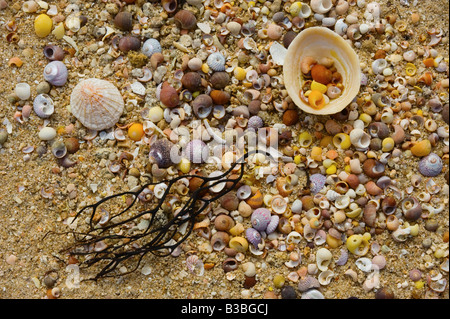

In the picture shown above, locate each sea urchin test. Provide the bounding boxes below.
[283,27,360,115]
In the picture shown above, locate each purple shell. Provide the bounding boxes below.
[265,215,279,234]
[418,153,443,177]
[185,139,209,164]
[251,208,271,231]
[310,173,326,194]
[43,61,68,86]
[335,248,348,266]
[245,227,262,249]
[149,139,174,168]
[247,116,264,130]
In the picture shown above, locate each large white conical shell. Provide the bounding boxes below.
[283,27,360,115]
[70,78,124,131]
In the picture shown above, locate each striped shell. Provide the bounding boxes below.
[335,248,349,266]
[245,227,262,249]
[266,215,279,234]
[70,78,124,131]
[298,276,320,292]
[283,27,360,115]
[206,52,226,71]
[310,173,326,194]
[186,255,204,276]
[251,208,271,231]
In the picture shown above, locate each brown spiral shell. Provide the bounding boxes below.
[402,197,422,221]
[210,231,230,251]
[363,202,377,227]
[210,72,230,89]
[161,0,177,13]
[181,72,202,92]
[363,159,385,178]
[210,90,230,105]
[160,81,179,108]
[174,9,197,30]
[214,214,235,232]
[191,94,213,118]
[381,196,397,215]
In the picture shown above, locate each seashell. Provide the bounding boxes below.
[291,199,303,213]
[214,214,235,232]
[247,116,264,130]
[114,11,132,31]
[150,53,165,70]
[118,36,141,53]
[266,215,279,234]
[275,177,293,197]
[33,94,54,118]
[245,227,262,249]
[43,61,68,86]
[142,38,162,58]
[314,229,327,246]
[311,0,333,14]
[336,248,348,266]
[161,0,177,13]
[419,153,443,177]
[236,185,252,200]
[392,227,410,242]
[301,289,324,299]
[344,269,358,282]
[149,139,174,168]
[181,72,202,92]
[271,195,288,214]
[381,196,397,215]
[372,255,386,270]
[51,140,67,158]
[372,58,388,74]
[368,122,390,139]
[210,72,230,89]
[38,127,56,141]
[316,248,332,271]
[174,10,197,30]
[429,279,447,293]
[284,27,360,115]
[246,189,263,209]
[185,139,209,164]
[43,45,64,61]
[159,81,179,108]
[210,90,230,105]
[286,231,303,245]
[192,96,214,120]
[318,270,334,286]
[186,255,204,276]
[334,18,348,36]
[228,236,248,253]
[310,173,326,194]
[401,197,422,221]
[15,83,31,100]
[350,128,371,150]
[70,78,124,131]
[355,257,372,272]
[334,195,351,210]
[222,257,238,273]
[363,159,385,178]
[298,276,320,292]
[250,208,271,231]
[363,202,377,227]
[210,231,230,251]
[207,52,226,72]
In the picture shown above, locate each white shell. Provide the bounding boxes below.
[286,231,302,244]
[311,0,333,14]
[355,257,373,272]
[318,270,334,285]
[15,83,31,100]
[70,78,124,131]
[301,289,324,299]
[350,128,371,150]
[316,248,332,271]
[283,27,361,115]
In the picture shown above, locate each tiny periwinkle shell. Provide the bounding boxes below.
[51,140,67,158]
[38,127,57,141]
[43,61,68,86]
[251,208,271,231]
[310,173,326,194]
[206,52,226,71]
[418,153,443,177]
[149,139,174,168]
[142,38,162,58]
[247,116,264,130]
[185,139,209,164]
[245,227,262,249]
[33,93,54,118]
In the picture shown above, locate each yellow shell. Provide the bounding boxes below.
[346,234,370,256]
[283,27,360,115]
[229,236,249,253]
[34,14,53,38]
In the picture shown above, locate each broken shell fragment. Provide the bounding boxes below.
[283,27,360,115]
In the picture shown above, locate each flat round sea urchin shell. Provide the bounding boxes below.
[70,78,124,131]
